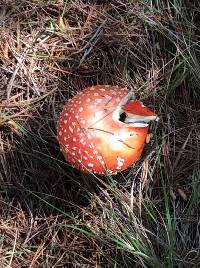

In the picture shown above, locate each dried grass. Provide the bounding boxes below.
[0,0,200,267]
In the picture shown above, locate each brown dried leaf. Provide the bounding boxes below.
[177,188,187,201]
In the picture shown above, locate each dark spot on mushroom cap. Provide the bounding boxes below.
[119,112,127,122]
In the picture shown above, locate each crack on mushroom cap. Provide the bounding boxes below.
[112,91,135,123]
[112,92,158,127]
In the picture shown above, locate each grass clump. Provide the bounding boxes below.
[0,0,200,267]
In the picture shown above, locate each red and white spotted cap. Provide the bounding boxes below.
[57,85,158,174]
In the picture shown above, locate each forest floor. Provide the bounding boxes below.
[0,1,200,267]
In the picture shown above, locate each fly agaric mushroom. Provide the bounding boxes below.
[58,85,158,174]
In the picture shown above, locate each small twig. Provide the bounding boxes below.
[8,227,18,268]
[6,63,21,99]
[6,50,30,99]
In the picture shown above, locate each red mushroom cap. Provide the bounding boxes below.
[122,100,158,126]
[123,100,157,116]
[57,85,158,174]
